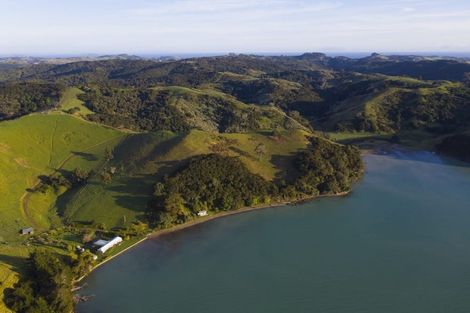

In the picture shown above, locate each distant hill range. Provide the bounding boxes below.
[0,53,181,66]
[1,52,470,161]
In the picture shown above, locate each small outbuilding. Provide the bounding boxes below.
[197,210,208,217]
[97,236,123,254]
[20,227,34,235]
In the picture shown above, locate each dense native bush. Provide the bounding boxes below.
[291,137,364,196]
[148,154,276,227]
[79,87,191,132]
[0,82,62,120]
[5,251,74,313]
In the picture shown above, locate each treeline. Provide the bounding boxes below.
[149,137,363,228]
[0,82,62,120]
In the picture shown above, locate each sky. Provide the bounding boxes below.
[1,0,470,55]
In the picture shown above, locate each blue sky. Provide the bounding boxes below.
[1,0,470,55]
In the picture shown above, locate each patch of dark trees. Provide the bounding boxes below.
[148,137,364,228]
[0,82,62,120]
[4,251,93,313]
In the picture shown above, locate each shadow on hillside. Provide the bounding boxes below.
[0,254,26,311]
[72,151,98,161]
[271,153,303,184]
[229,146,256,160]
[56,168,74,179]
[106,174,156,223]
[139,134,187,166]
[108,159,187,215]
[55,184,84,217]
[112,132,186,169]
[0,254,26,274]
[2,288,14,311]
[55,149,192,226]
[152,159,189,179]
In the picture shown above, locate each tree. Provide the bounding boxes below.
[164,192,187,216]
[153,182,166,197]
[100,172,112,184]
[73,168,89,185]
[104,147,114,162]
[254,143,266,160]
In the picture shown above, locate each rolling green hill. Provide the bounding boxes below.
[0,113,126,240]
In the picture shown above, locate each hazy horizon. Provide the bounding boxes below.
[2,51,470,59]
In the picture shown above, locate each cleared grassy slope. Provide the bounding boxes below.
[0,113,126,241]
[58,87,94,116]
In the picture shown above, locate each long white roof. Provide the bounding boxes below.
[97,236,123,254]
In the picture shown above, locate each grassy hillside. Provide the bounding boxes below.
[0,113,126,241]
[58,87,93,116]
[61,129,310,228]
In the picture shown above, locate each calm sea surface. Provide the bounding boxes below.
[77,151,470,313]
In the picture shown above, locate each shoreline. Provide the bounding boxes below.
[76,143,446,285]
[75,191,350,284]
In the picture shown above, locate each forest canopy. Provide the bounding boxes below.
[0,82,62,120]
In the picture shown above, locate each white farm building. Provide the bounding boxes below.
[94,236,123,254]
